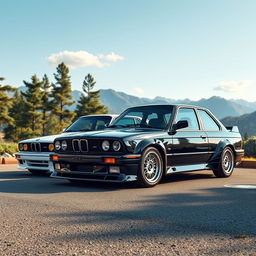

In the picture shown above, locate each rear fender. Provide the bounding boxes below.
[208,139,234,169]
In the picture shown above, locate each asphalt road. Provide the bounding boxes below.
[0,165,256,256]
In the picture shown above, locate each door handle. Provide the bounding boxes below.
[200,135,207,139]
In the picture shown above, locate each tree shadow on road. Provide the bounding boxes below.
[46,186,256,241]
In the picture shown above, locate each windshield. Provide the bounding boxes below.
[64,116,112,132]
[109,105,173,129]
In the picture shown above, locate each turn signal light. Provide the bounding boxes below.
[48,144,54,152]
[51,155,59,161]
[103,157,116,164]
[23,144,28,151]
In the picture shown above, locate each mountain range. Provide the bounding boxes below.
[17,87,256,136]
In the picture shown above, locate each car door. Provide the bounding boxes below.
[196,109,223,161]
[168,107,209,166]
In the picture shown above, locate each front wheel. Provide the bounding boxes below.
[137,147,164,187]
[212,147,235,178]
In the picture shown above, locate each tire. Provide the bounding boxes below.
[212,147,235,178]
[137,147,164,187]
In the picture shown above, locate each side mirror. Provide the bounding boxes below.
[175,120,189,130]
[169,120,188,134]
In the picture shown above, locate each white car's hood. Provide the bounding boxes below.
[19,132,78,144]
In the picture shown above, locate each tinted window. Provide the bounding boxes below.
[65,116,112,132]
[176,108,199,130]
[111,105,173,129]
[198,110,219,131]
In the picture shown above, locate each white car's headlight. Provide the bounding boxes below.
[55,141,61,151]
[102,140,110,151]
[113,141,121,151]
[61,140,67,151]
[19,143,23,151]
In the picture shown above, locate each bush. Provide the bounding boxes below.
[0,142,18,155]
[243,137,256,158]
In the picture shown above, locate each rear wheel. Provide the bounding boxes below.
[137,147,163,187]
[213,147,235,178]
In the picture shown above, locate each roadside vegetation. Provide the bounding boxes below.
[0,142,18,155]
[243,136,256,158]
[0,63,108,142]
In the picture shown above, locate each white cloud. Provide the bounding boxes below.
[99,52,124,62]
[47,50,123,69]
[132,87,144,95]
[214,80,253,93]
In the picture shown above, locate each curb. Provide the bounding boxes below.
[1,157,17,164]
[238,160,256,169]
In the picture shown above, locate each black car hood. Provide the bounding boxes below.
[56,128,166,140]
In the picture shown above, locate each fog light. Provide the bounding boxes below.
[109,166,120,174]
[55,163,61,170]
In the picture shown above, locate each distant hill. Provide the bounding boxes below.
[221,111,256,136]
[17,87,256,120]
[99,89,255,119]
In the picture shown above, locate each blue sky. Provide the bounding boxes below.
[1,0,256,101]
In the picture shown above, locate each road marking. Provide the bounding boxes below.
[224,184,256,189]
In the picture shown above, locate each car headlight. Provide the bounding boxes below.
[102,140,110,151]
[61,140,67,151]
[23,144,28,151]
[19,143,23,151]
[48,144,54,152]
[113,141,121,151]
[55,141,61,151]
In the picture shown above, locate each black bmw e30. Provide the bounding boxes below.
[50,104,244,187]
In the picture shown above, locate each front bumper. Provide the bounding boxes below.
[15,152,54,173]
[50,153,141,182]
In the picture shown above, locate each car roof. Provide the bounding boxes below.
[126,104,207,110]
[78,114,119,118]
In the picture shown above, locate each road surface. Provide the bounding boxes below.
[0,165,256,256]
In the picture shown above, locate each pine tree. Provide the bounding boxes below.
[21,75,44,134]
[4,91,34,142]
[51,63,75,133]
[41,74,52,135]
[75,73,108,118]
[0,77,16,126]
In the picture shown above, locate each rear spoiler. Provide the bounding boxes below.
[225,126,239,133]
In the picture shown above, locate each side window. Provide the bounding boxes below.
[198,110,220,131]
[175,108,199,130]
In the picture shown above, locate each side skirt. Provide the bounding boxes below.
[166,163,210,174]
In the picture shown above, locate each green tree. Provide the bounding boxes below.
[4,91,34,142]
[0,77,16,126]
[21,75,44,134]
[51,63,75,133]
[41,74,52,135]
[243,132,249,141]
[75,73,108,118]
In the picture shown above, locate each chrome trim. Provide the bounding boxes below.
[72,139,88,152]
[31,142,41,152]
[167,163,209,174]
[72,139,80,152]
[167,151,214,156]
[80,139,88,152]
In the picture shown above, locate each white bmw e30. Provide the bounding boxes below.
[15,114,118,174]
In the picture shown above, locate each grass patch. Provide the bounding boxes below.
[0,142,18,155]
